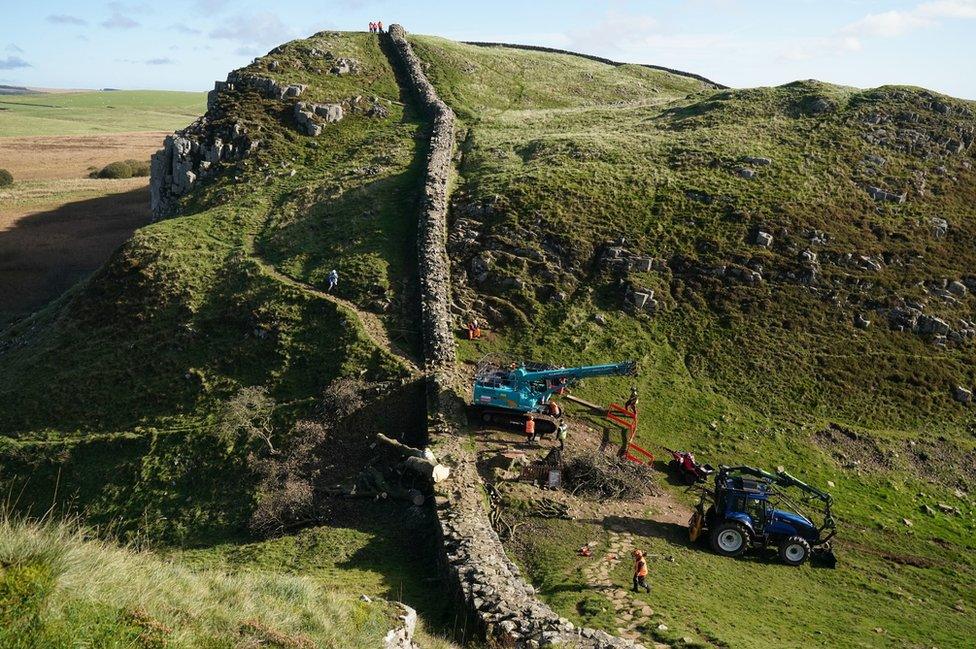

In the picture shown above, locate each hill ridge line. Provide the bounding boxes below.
[388,24,644,649]
[461,40,728,89]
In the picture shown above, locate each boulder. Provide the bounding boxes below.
[313,103,344,123]
[916,314,951,336]
[867,186,906,203]
[742,156,772,166]
[855,313,871,329]
[754,230,773,247]
[931,217,949,239]
[953,386,972,403]
[948,280,968,297]
[737,167,756,179]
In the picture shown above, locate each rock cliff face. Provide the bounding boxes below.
[150,70,306,220]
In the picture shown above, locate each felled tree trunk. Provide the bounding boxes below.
[375,433,451,483]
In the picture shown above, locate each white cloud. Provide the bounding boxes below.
[210,12,294,46]
[170,23,202,35]
[6,44,24,53]
[778,35,862,62]
[843,0,976,38]
[47,14,88,26]
[0,56,31,70]
[146,57,175,65]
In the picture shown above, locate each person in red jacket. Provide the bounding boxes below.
[377,21,384,33]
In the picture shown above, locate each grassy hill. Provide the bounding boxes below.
[411,36,976,648]
[1,28,974,649]
[0,90,206,136]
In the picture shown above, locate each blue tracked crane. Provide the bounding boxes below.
[470,358,637,434]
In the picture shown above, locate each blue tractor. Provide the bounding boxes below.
[689,465,836,567]
[470,356,637,435]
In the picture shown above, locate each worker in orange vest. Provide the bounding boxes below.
[632,549,650,593]
[524,415,536,442]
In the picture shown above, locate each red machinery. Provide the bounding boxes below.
[665,447,714,484]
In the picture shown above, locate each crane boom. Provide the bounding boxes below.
[471,358,637,419]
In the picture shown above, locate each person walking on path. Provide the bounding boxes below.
[632,549,650,593]
[327,269,339,292]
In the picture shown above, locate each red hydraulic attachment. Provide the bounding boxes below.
[606,403,654,465]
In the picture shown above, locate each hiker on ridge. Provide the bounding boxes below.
[327,269,339,292]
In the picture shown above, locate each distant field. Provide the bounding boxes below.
[0,90,205,136]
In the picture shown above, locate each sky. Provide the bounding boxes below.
[1,0,975,98]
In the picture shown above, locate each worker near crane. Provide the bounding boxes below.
[632,549,650,593]
[557,421,568,450]
[625,385,639,413]
[524,414,537,442]
[545,400,562,418]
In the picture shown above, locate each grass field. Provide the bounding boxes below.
[0,90,205,137]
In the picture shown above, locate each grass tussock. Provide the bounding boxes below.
[0,515,397,648]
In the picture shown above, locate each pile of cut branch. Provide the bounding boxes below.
[563,453,657,500]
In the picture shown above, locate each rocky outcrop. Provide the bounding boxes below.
[383,602,420,649]
[388,23,643,649]
[151,69,312,219]
[150,117,258,220]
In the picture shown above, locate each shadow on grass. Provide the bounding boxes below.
[0,185,150,325]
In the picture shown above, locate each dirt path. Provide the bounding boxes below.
[254,256,422,374]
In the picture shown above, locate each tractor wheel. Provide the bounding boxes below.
[710,522,749,558]
[668,459,680,474]
[778,536,811,566]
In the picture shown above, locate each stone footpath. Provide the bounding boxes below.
[580,532,668,648]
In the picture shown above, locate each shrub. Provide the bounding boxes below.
[0,168,12,187]
[90,159,150,179]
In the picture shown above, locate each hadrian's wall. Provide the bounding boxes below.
[387,23,643,649]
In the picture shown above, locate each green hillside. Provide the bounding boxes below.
[0,90,206,136]
[410,36,976,648]
[1,28,974,649]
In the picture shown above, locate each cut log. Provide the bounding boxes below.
[402,455,451,483]
[376,433,450,482]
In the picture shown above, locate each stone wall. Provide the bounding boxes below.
[462,41,727,90]
[387,24,643,649]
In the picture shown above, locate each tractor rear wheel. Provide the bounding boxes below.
[710,522,749,558]
[778,536,811,566]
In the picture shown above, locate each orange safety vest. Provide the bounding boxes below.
[635,557,648,577]
[525,418,536,435]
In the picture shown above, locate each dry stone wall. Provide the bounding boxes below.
[387,24,643,649]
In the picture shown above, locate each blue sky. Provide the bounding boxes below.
[2,1,974,98]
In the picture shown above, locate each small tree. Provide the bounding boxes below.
[216,386,277,453]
